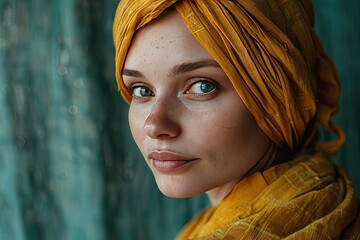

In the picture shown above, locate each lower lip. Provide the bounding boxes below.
[152,159,195,172]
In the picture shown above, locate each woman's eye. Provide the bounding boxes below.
[187,80,217,95]
[132,86,154,97]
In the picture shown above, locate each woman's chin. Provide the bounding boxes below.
[155,180,204,199]
[157,186,198,199]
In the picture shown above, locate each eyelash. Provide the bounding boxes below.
[130,84,154,100]
[129,79,219,101]
[185,79,218,95]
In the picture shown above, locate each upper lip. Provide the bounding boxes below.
[148,150,194,161]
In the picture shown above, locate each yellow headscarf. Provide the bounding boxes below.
[113,0,344,155]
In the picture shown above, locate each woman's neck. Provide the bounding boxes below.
[206,141,285,206]
[206,179,239,206]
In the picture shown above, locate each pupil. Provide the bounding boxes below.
[200,82,215,93]
[141,88,152,96]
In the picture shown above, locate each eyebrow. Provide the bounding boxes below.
[122,59,221,78]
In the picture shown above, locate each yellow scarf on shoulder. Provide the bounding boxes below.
[177,154,359,239]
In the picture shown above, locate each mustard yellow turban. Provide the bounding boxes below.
[113,0,344,156]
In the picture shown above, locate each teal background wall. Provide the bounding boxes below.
[0,0,359,239]
[313,0,360,191]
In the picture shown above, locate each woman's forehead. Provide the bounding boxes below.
[124,10,212,69]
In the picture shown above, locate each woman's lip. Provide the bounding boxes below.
[148,151,191,161]
[152,159,196,172]
[148,151,197,172]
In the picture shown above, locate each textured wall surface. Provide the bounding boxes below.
[0,0,359,239]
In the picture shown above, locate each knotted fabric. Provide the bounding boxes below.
[113,0,344,155]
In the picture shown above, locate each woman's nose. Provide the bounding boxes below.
[143,99,182,139]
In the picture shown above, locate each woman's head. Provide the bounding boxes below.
[113,0,343,156]
[121,9,273,202]
[113,0,344,199]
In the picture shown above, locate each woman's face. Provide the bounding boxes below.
[122,11,270,203]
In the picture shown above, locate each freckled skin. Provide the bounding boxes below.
[123,11,270,205]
